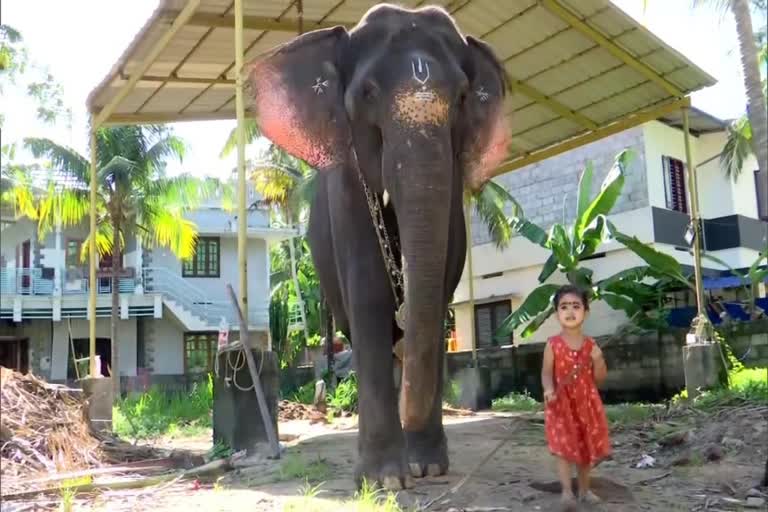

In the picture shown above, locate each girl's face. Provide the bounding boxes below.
[556,293,588,330]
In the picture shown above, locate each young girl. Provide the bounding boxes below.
[541,285,611,507]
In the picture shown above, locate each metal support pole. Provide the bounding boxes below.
[235,0,248,330]
[464,202,477,366]
[682,106,709,339]
[88,125,98,377]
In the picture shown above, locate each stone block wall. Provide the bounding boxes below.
[471,127,648,246]
[446,321,768,404]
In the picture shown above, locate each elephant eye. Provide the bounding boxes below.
[362,79,379,102]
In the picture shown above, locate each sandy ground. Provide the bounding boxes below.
[49,406,767,512]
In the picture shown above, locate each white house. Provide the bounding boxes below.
[450,107,768,351]
[0,182,295,391]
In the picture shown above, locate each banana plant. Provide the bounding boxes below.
[494,149,691,341]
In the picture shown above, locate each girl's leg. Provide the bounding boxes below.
[578,464,601,503]
[557,457,575,501]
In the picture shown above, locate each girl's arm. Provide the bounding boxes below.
[541,341,555,402]
[591,344,607,386]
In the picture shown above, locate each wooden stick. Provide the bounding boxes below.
[225,284,281,458]
[633,472,671,486]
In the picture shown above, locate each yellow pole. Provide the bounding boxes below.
[464,202,477,365]
[235,0,248,330]
[89,124,98,377]
[682,106,708,337]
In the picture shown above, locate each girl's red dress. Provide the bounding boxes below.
[544,335,611,466]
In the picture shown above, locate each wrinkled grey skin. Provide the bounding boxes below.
[246,3,509,489]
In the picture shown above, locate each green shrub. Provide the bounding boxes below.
[113,374,213,439]
[290,381,317,405]
[328,372,358,412]
[491,390,542,413]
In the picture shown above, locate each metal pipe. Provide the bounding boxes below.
[235,0,248,330]
[88,125,98,377]
[682,106,708,335]
[464,202,477,366]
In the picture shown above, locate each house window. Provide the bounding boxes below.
[182,237,220,277]
[755,170,768,221]
[474,300,513,348]
[184,333,217,374]
[662,156,688,214]
[65,239,83,268]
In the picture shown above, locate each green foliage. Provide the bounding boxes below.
[279,454,332,483]
[495,149,681,340]
[442,378,461,407]
[0,24,70,127]
[491,390,542,413]
[112,375,213,439]
[328,372,359,412]
[291,381,317,405]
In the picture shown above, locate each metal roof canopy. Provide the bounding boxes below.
[87,0,718,177]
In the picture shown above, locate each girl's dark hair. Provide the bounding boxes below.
[553,284,590,310]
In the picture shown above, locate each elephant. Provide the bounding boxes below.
[246,3,511,489]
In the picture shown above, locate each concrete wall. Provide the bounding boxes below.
[149,236,270,312]
[445,323,768,405]
[642,121,760,219]
[472,127,647,245]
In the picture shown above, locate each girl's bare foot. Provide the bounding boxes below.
[560,492,578,511]
[579,490,602,504]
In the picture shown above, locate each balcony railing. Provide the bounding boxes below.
[0,268,135,296]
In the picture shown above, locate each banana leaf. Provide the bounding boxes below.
[494,284,559,340]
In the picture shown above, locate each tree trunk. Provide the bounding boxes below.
[111,215,121,399]
[731,0,768,217]
[288,236,310,362]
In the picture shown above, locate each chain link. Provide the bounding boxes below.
[350,149,405,314]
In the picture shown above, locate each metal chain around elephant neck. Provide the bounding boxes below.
[350,148,407,329]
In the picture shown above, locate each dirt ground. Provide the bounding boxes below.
[50,405,767,512]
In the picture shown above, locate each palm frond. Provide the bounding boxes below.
[220,119,262,158]
[79,221,119,262]
[720,116,752,180]
[141,210,199,260]
[23,138,89,182]
[469,179,523,250]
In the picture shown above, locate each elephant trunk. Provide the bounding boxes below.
[396,158,451,432]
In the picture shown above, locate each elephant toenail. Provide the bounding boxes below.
[427,464,442,476]
[382,476,404,490]
[409,463,425,478]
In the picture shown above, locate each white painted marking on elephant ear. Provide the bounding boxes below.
[411,58,430,86]
[312,77,329,95]
[476,86,490,103]
[413,90,436,101]
[383,189,390,207]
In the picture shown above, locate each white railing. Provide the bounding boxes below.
[142,267,268,328]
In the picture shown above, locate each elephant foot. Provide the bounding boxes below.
[354,452,411,491]
[405,429,449,478]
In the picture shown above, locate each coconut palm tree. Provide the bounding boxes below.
[693,1,767,210]
[15,125,220,397]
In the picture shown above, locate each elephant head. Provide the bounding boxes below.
[246,4,510,430]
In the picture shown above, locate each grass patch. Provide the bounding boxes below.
[605,403,661,426]
[672,366,768,409]
[112,375,213,440]
[491,391,542,413]
[279,454,332,483]
[282,479,402,512]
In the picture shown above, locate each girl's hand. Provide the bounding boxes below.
[590,344,603,362]
[543,389,555,404]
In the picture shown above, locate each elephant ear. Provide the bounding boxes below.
[461,36,511,193]
[245,27,351,171]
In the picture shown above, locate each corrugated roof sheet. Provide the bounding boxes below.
[86,0,718,176]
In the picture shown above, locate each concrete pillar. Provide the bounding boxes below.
[213,348,279,456]
[134,234,144,295]
[455,366,492,411]
[53,222,62,296]
[683,343,726,399]
[81,376,114,433]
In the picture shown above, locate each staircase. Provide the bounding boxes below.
[142,267,267,330]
